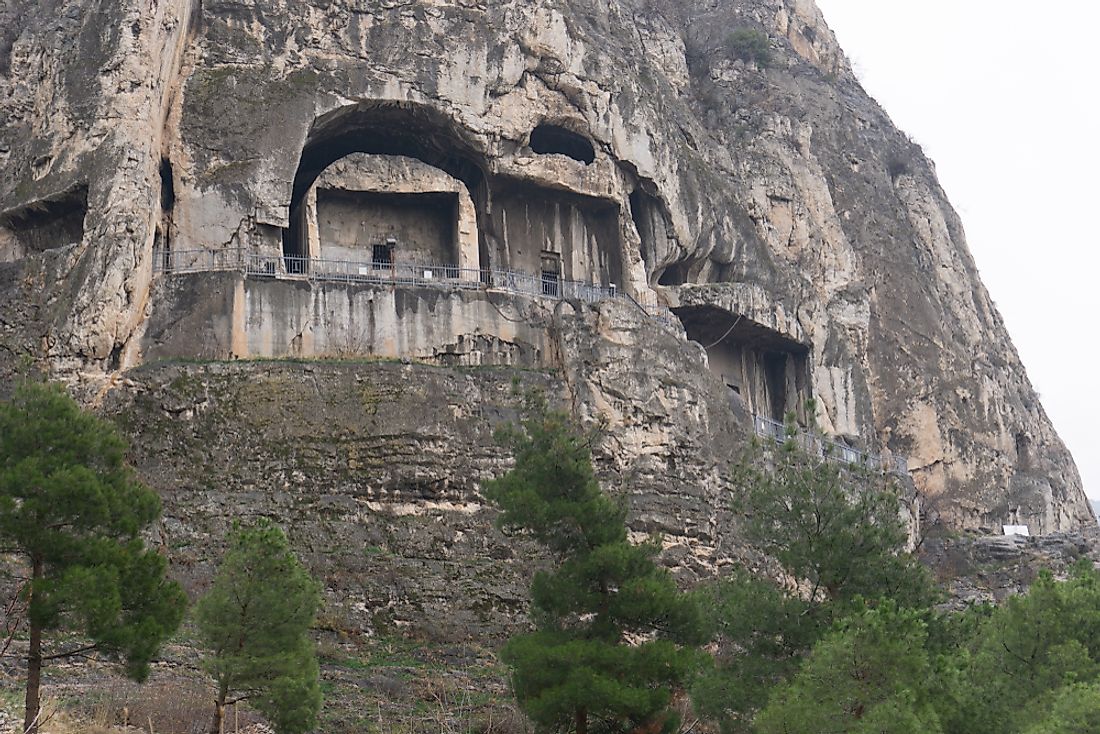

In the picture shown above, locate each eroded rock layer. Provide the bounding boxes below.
[104,300,750,639]
[0,0,1090,534]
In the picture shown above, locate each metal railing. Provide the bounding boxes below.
[154,247,678,325]
[753,415,909,476]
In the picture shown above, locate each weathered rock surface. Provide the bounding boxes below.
[0,0,1090,536]
[104,299,749,640]
[922,527,1100,609]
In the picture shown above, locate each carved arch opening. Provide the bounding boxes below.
[284,102,492,271]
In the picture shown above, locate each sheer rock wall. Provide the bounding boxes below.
[0,0,1090,537]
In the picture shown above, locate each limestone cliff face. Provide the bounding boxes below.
[0,0,1090,534]
[102,301,754,640]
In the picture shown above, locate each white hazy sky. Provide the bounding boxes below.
[813,1,1100,499]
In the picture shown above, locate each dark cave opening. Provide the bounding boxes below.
[1,186,88,256]
[763,351,790,422]
[674,304,811,423]
[658,261,691,286]
[159,157,175,214]
[1015,432,1032,472]
[156,157,175,269]
[529,124,596,165]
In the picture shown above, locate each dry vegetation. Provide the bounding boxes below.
[0,628,529,734]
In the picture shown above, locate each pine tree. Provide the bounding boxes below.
[733,432,932,607]
[754,603,943,734]
[195,519,322,734]
[485,396,706,734]
[1022,682,1100,734]
[0,382,187,734]
[941,562,1100,734]
[693,418,935,732]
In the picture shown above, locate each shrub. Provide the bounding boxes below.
[728,29,772,67]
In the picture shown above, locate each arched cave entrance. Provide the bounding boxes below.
[282,103,625,293]
[284,103,491,272]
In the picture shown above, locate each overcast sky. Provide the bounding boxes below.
[813,1,1100,500]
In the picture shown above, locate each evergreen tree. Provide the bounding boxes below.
[693,420,935,731]
[941,562,1100,734]
[0,382,187,734]
[754,603,942,734]
[485,396,706,734]
[690,570,820,732]
[734,432,931,607]
[1022,682,1100,734]
[195,518,322,734]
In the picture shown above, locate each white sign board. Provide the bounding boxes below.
[1003,525,1030,537]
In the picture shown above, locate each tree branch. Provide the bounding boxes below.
[0,582,27,659]
[42,644,98,661]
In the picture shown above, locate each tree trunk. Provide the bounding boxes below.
[23,558,43,734]
[576,706,588,734]
[210,687,227,734]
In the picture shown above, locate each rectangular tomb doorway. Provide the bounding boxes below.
[673,305,812,424]
[372,241,394,270]
[541,251,562,296]
[316,190,459,266]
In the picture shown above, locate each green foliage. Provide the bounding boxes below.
[755,603,942,733]
[691,570,819,731]
[504,633,700,732]
[696,561,1100,734]
[0,382,186,730]
[485,395,706,734]
[693,430,935,731]
[940,562,1100,734]
[1021,682,1100,734]
[685,414,1100,734]
[727,28,772,67]
[196,519,323,734]
[734,438,933,607]
[486,397,624,558]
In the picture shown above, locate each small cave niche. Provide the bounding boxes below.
[658,261,692,286]
[1015,431,1032,472]
[674,304,811,423]
[154,158,176,269]
[529,124,596,165]
[159,157,176,214]
[0,186,88,260]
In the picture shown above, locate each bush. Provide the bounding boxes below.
[728,29,772,67]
